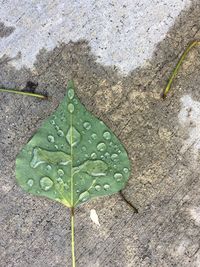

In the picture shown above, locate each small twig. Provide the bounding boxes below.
[162,40,200,99]
[0,88,47,100]
[119,191,138,213]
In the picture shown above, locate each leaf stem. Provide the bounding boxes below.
[70,207,76,267]
[0,88,47,99]
[162,40,200,99]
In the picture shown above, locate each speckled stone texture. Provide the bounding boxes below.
[1,1,200,267]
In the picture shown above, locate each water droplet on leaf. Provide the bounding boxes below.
[103,131,111,140]
[83,121,91,130]
[66,126,81,146]
[114,173,123,181]
[91,152,97,159]
[47,135,55,143]
[105,152,110,157]
[123,168,129,173]
[27,179,34,187]
[57,130,64,137]
[91,133,97,139]
[46,165,52,171]
[111,154,118,161]
[57,169,64,176]
[68,88,74,99]
[57,177,63,184]
[104,184,110,190]
[82,146,86,152]
[55,125,59,131]
[97,142,106,152]
[95,184,101,191]
[40,177,54,191]
[73,99,78,105]
[68,103,74,113]
[79,191,90,202]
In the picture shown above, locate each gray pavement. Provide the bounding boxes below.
[1,1,200,267]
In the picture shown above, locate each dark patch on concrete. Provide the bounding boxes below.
[22,81,38,93]
[0,21,15,38]
[1,2,200,267]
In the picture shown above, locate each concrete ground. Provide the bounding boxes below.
[1,0,200,266]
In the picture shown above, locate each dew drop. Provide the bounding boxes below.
[104,184,110,190]
[66,126,81,146]
[83,121,91,130]
[50,120,55,125]
[123,168,129,173]
[111,153,118,161]
[57,130,64,137]
[55,125,60,131]
[82,146,86,152]
[47,135,55,143]
[57,169,64,176]
[68,88,75,99]
[91,133,97,139]
[114,173,123,182]
[57,177,63,184]
[73,99,78,105]
[68,103,74,113]
[79,191,90,202]
[97,142,106,152]
[27,179,34,187]
[88,139,92,144]
[46,165,52,171]
[95,184,101,191]
[104,152,110,157]
[91,152,97,159]
[103,131,111,140]
[54,145,59,149]
[40,177,54,191]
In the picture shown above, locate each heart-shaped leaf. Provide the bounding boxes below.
[16,81,130,207]
[15,81,131,266]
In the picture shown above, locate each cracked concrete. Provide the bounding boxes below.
[1,1,200,267]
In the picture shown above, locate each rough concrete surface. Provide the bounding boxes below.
[1,1,200,267]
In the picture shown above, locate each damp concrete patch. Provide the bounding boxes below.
[0,0,191,73]
[0,21,15,38]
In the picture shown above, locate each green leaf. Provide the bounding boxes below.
[16,81,130,208]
